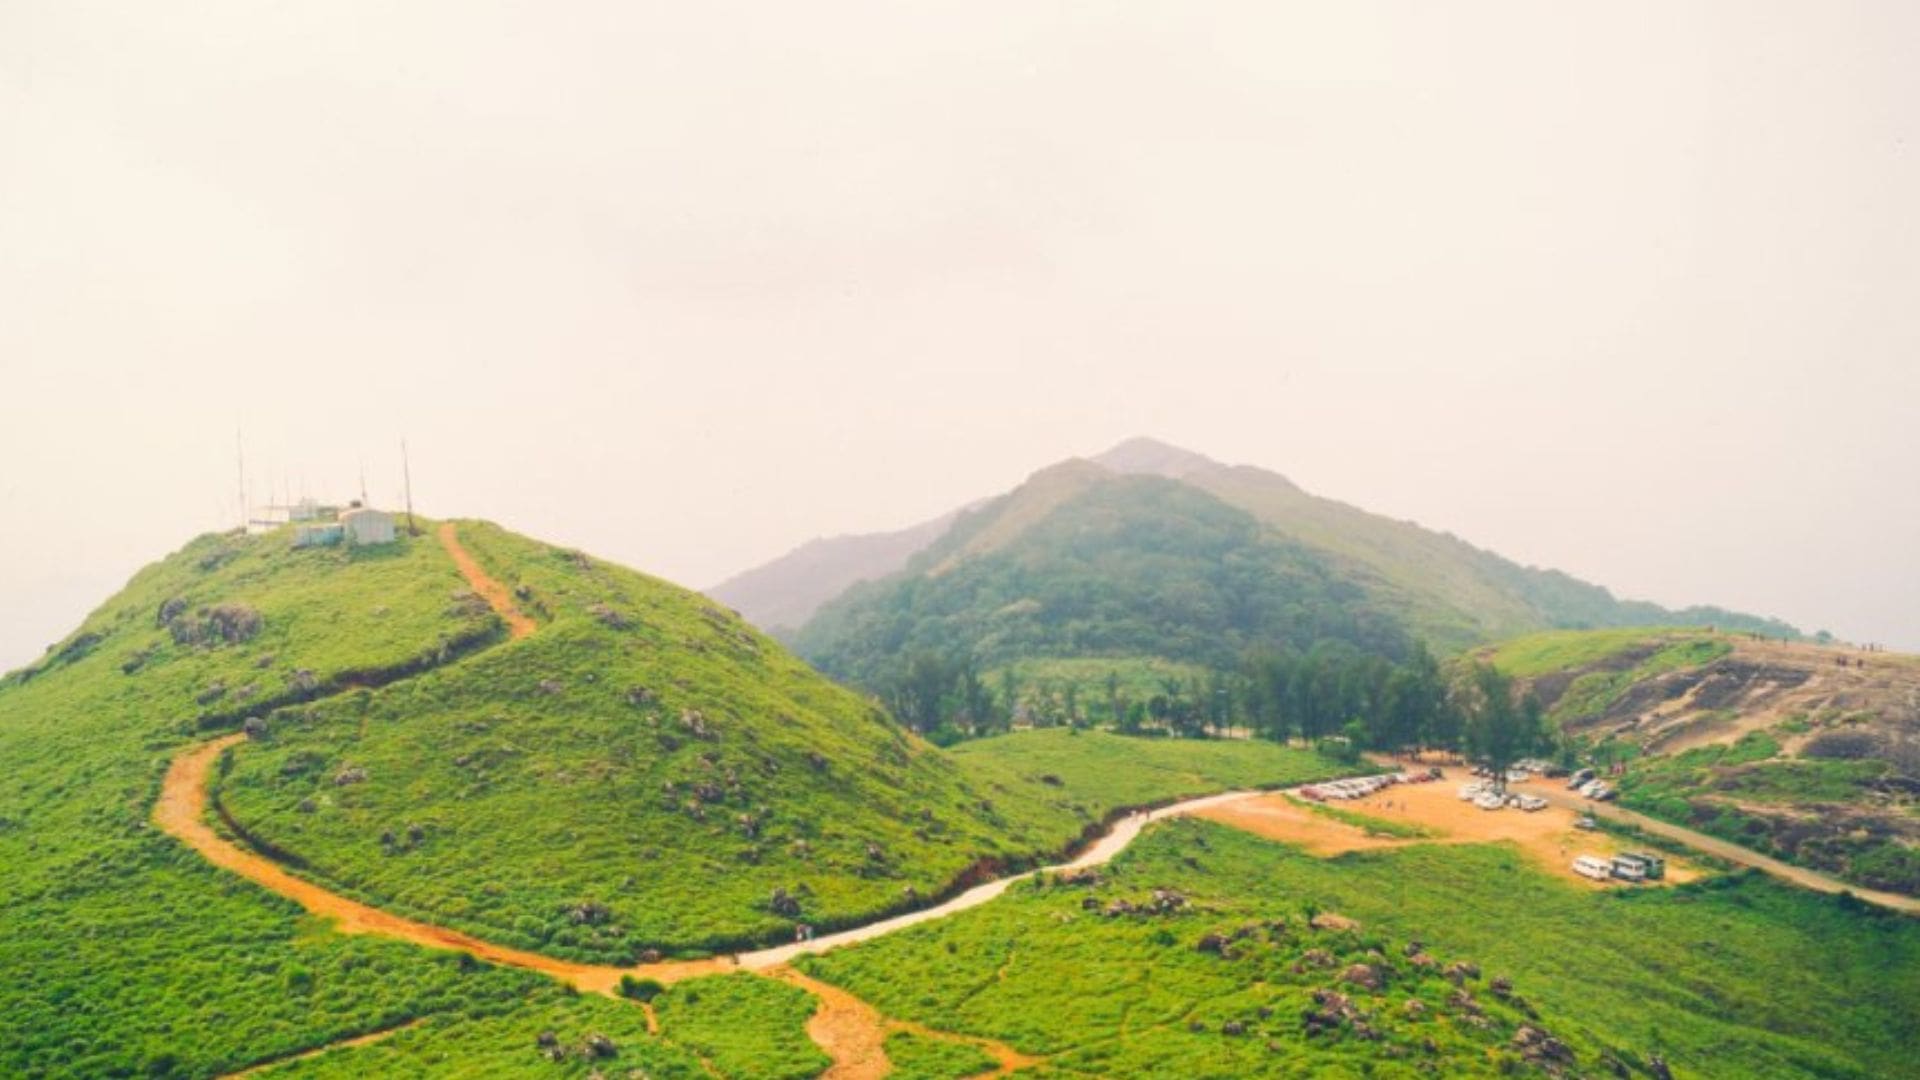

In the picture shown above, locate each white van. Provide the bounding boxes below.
[1572,855,1613,881]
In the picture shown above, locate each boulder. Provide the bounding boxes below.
[1341,963,1386,992]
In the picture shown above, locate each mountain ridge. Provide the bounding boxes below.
[713,438,1796,653]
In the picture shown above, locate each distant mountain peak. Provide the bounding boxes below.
[1091,437,1222,479]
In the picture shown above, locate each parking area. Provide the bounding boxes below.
[1195,766,1699,888]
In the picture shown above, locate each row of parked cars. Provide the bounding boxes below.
[1565,767,1619,801]
[1298,767,1444,802]
[1456,780,1548,812]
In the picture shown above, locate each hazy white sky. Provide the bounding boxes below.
[3,2,1916,670]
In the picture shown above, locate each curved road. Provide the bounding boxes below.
[1530,784,1920,915]
[162,523,1246,1078]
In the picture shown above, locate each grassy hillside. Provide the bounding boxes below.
[212,524,1351,962]
[801,818,1920,1079]
[0,519,1355,1076]
[0,527,652,1078]
[1487,628,1920,895]
[795,473,1415,689]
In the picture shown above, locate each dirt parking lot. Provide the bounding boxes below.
[1195,767,1698,888]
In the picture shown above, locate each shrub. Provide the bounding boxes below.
[618,975,665,1002]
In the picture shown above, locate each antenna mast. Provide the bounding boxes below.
[401,439,418,536]
[235,427,247,531]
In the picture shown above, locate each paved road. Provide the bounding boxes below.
[1529,784,1920,915]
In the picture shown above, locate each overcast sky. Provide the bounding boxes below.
[3,2,1916,670]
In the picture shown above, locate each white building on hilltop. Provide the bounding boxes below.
[340,505,397,546]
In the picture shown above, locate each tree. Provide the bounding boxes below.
[1455,662,1547,790]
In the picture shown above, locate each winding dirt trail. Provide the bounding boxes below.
[437,521,536,640]
[164,524,1102,1077]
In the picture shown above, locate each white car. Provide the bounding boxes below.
[1473,791,1506,811]
[1573,855,1613,881]
[1458,783,1486,800]
[1514,795,1548,812]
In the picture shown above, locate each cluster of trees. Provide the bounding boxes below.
[875,639,1555,777]
[798,477,1414,687]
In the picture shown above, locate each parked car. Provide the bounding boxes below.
[1473,791,1506,811]
[1514,795,1548,812]
[1590,784,1618,802]
[1574,815,1599,831]
[1610,855,1648,882]
[1572,855,1614,881]
[1458,783,1486,800]
[1622,851,1666,880]
[1567,768,1596,790]
[1578,779,1605,798]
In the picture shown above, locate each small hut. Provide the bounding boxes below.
[340,505,397,546]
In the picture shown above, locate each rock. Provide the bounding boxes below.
[289,669,320,695]
[333,766,369,786]
[537,679,565,695]
[1341,963,1386,992]
[769,887,802,917]
[1195,932,1229,955]
[196,681,228,705]
[1310,912,1359,931]
[581,1032,616,1059]
[1403,939,1425,957]
[1150,888,1188,912]
[1222,1019,1246,1036]
[588,603,629,629]
[1488,975,1514,998]
[1301,948,1335,969]
[241,716,269,740]
[864,841,885,862]
[806,750,830,772]
[405,822,426,844]
[639,948,663,964]
[1102,899,1136,918]
[1058,868,1103,888]
[1187,1020,1207,1033]
[1647,1055,1674,1080]
[680,710,717,740]
[295,798,317,814]
[625,686,656,707]
[1403,999,1427,1018]
[535,1030,559,1048]
[1081,896,1101,911]
[158,596,188,625]
[567,900,613,925]
[1511,1024,1575,1066]
[1039,773,1064,787]
[1443,961,1480,985]
[1446,989,1482,1017]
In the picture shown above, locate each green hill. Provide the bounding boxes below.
[1485,628,1920,895]
[212,520,1300,959]
[782,440,1795,725]
[0,518,1355,1077]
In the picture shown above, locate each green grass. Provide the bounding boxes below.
[882,1031,998,1079]
[214,531,1348,961]
[949,728,1346,817]
[0,526,564,1078]
[1290,795,1438,839]
[801,819,1920,1079]
[652,974,829,1080]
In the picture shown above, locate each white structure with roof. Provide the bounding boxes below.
[340,506,397,545]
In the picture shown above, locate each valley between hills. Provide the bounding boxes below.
[3,475,1915,1079]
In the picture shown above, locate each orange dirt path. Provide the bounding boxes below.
[155,733,734,995]
[1195,767,1702,888]
[220,1020,424,1079]
[438,521,536,640]
[768,967,1041,1080]
[162,521,1051,1077]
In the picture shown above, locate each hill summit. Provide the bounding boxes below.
[716,438,1796,656]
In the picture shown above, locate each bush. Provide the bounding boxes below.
[618,975,665,1002]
